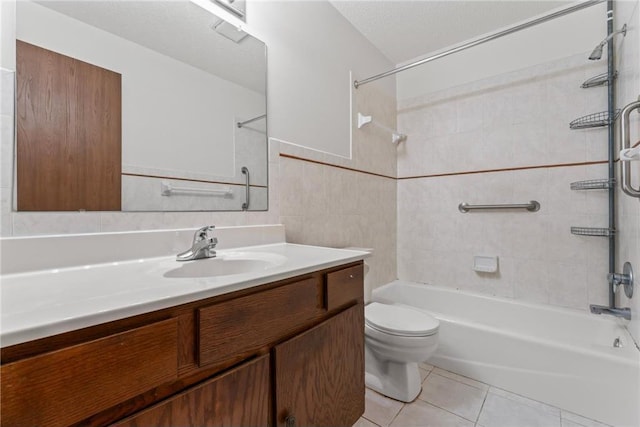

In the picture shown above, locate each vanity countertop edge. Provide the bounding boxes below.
[1,242,369,348]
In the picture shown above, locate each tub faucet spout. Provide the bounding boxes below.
[589,304,631,320]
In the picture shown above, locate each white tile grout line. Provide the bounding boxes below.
[475,387,490,424]
[559,410,612,427]
[408,369,491,424]
[361,415,382,427]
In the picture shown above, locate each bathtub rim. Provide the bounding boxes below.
[372,280,640,362]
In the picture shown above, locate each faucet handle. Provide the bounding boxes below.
[194,225,215,243]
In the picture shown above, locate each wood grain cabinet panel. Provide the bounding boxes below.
[198,278,320,367]
[325,263,364,311]
[0,264,366,427]
[16,40,121,211]
[274,304,365,427]
[111,355,270,427]
[0,319,178,427]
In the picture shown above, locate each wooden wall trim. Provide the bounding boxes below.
[280,152,610,182]
[122,173,268,189]
[279,153,396,180]
[397,160,610,180]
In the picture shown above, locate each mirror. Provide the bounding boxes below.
[14,0,267,212]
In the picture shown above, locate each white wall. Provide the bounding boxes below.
[0,1,15,70]
[17,1,265,182]
[246,0,395,158]
[615,0,640,347]
[397,2,607,100]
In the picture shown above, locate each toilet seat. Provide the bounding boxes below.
[365,302,439,337]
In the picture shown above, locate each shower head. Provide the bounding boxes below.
[589,24,627,60]
[588,44,604,60]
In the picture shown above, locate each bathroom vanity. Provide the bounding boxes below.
[0,227,366,427]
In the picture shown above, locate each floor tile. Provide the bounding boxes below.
[363,388,404,427]
[432,367,489,392]
[562,419,590,427]
[477,392,561,427]
[419,367,430,383]
[561,410,611,427]
[420,361,435,371]
[419,372,487,421]
[390,399,474,427]
[489,386,560,416]
[353,416,381,427]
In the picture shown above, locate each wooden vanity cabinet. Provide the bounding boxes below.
[275,304,364,427]
[0,261,364,427]
[112,355,271,427]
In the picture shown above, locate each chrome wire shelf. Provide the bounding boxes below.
[581,71,617,89]
[570,178,616,190]
[570,227,615,237]
[569,109,620,129]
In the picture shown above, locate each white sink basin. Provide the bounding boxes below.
[163,251,288,278]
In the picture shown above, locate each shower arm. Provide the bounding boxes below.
[589,24,627,60]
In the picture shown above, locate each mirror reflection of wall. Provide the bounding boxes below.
[14,0,267,212]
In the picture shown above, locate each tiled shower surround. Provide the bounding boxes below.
[397,54,615,311]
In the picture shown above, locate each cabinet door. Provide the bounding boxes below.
[274,304,364,427]
[16,40,122,211]
[112,355,270,427]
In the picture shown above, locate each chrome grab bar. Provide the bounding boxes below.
[459,201,540,213]
[620,100,640,198]
[241,166,250,210]
[161,182,232,197]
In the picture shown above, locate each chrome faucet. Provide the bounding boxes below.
[589,304,631,320]
[176,226,218,261]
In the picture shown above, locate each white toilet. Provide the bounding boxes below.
[364,301,439,402]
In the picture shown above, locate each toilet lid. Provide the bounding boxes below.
[365,302,439,337]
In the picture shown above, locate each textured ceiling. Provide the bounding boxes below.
[35,1,266,93]
[330,0,573,64]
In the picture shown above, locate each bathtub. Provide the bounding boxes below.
[372,280,640,427]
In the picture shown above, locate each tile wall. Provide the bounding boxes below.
[615,0,640,343]
[397,54,614,311]
[277,80,398,298]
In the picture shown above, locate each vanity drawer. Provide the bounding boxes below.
[325,263,364,311]
[1,318,178,427]
[198,278,320,367]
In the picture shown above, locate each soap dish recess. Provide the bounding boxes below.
[473,256,498,273]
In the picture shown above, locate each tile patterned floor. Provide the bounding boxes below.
[353,363,613,427]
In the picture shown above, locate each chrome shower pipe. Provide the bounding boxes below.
[606,0,616,308]
[354,0,605,89]
[237,114,266,128]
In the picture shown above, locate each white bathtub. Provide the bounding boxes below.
[372,280,640,427]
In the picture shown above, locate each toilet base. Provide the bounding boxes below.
[364,346,422,402]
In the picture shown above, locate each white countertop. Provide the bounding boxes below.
[1,243,368,348]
